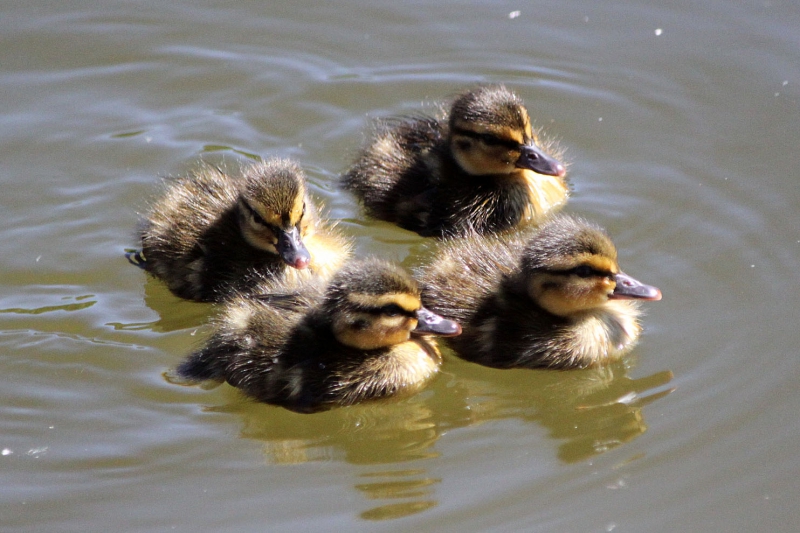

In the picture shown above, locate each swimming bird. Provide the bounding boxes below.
[419,215,661,368]
[175,258,462,412]
[131,158,351,302]
[342,85,568,237]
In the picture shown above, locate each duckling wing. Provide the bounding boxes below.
[139,166,243,300]
[252,292,315,313]
[343,115,445,232]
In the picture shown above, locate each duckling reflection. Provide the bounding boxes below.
[108,273,211,333]
[420,214,662,369]
[183,352,672,522]
[205,393,444,520]
[214,395,441,465]
[130,158,351,302]
[174,258,461,412]
[342,85,568,237]
[213,356,674,464]
[439,357,675,463]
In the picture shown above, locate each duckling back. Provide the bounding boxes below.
[342,115,444,233]
[418,231,524,324]
[140,162,238,300]
[176,275,325,402]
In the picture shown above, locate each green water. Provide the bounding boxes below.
[2,1,799,530]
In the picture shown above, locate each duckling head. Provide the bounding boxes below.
[447,85,566,178]
[520,216,661,317]
[323,259,461,350]
[236,159,315,269]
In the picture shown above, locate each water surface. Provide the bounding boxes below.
[2,1,799,531]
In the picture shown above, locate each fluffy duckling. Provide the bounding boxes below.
[175,258,462,412]
[132,158,351,302]
[419,215,662,369]
[342,85,568,237]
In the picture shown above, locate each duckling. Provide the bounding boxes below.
[132,158,351,302]
[342,85,568,237]
[174,258,462,412]
[419,215,662,369]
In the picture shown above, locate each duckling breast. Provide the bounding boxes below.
[328,339,442,406]
[518,169,569,223]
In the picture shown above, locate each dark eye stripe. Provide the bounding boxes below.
[550,265,613,279]
[380,303,408,317]
[351,303,416,318]
[241,200,280,233]
[451,127,522,151]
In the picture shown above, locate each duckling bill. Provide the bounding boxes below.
[419,215,661,369]
[132,158,351,302]
[174,259,461,413]
[342,85,568,237]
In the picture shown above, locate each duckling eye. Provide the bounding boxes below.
[453,127,521,151]
[251,210,267,227]
[571,265,597,278]
[380,304,406,317]
[250,211,282,234]
[479,133,522,151]
[480,133,503,146]
[351,318,369,330]
[242,201,269,228]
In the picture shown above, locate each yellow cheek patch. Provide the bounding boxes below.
[531,275,613,316]
[346,292,420,312]
[376,315,409,330]
[299,216,314,237]
[336,328,412,350]
[333,314,414,350]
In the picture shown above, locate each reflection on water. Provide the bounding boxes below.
[358,498,438,521]
[0,294,96,315]
[356,470,440,520]
[111,275,213,333]
[515,364,673,463]
[210,393,440,464]
[437,358,674,464]
[192,355,672,519]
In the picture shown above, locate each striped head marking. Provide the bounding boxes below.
[238,159,314,268]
